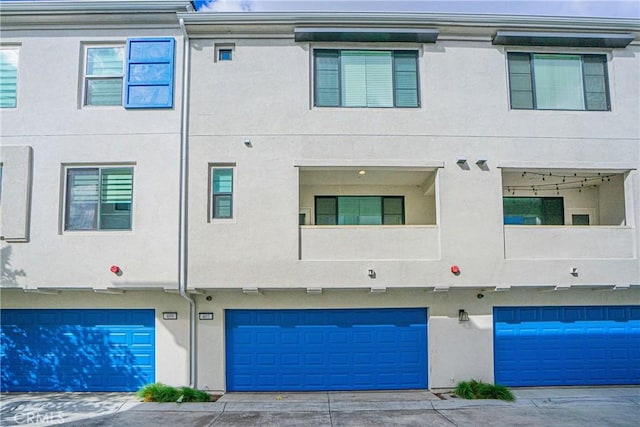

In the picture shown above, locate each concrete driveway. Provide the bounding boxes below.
[1,387,638,426]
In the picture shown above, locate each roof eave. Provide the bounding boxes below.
[177,11,640,33]
[0,1,193,14]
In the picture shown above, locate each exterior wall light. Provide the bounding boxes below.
[243,139,252,148]
[456,158,468,167]
[458,309,470,322]
[367,269,376,278]
[451,265,460,275]
[110,265,122,275]
[163,312,178,320]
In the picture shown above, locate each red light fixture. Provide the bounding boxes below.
[110,265,121,274]
[450,265,460,275]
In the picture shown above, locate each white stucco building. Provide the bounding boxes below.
[1,1,639,393]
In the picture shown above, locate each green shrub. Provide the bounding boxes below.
[137,383,211,403]
[454,380,514,402]
[178,386,211,402]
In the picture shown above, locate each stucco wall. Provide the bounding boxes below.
[0,290,191,388]
[186,36,639,291]
[194,288,640,391]
[0,28,184,289]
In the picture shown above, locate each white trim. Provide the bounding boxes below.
[497,162,636,171]
[295,160,444,169]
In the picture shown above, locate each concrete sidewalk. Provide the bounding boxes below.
[1,387,638,426]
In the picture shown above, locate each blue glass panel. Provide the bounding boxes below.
[128,64,172,84]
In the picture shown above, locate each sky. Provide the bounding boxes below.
[194,0,640,19]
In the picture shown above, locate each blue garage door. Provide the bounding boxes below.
[494,306,640,386]
[1,309,155,392]
[226,308,428,391]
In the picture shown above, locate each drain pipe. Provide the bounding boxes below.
[178,17,196,389]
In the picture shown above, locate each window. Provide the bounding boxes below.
[315,196,404,225]
[218,49,232,61]
[572,214,590,226]
[503,197,564,225]
[83,39,175,108]
[211,167,233,219]
[0,47,19,108]
[507,53,609,111]
[314,50,419,108]
[65,167,133,231]
[84,46,125,106]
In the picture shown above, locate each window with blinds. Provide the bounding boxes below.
[65,167,133,230]
[211,167,234,219]
[315,196,405,225]
[84,46,125,106]
[507,52,609,111]
[0,47,19,108]
[314,50,419,108]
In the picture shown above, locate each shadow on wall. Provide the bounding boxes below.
[0,309,155,392]
[1,246,26,286]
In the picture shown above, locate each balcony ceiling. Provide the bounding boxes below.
[300,169,435,186]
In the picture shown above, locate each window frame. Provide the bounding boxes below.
[64,165,134,232]
[209,164,236,221]
[0,46,19,109]
[82,43,125,107]
[506,51,611,111]
[313,48,420,108]
[215,44,235,63]
[314,195,405,225]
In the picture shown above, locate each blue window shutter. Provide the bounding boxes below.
[125,38,175,109]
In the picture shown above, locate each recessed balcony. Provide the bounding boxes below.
[299,167,439,260]
[501,169,634,259]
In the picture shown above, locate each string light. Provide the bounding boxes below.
[503,172,618,195]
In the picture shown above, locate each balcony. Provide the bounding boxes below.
[300,225,439,260]
[502,168,634,259]
[504,226,634,259]
[299,166,439,261]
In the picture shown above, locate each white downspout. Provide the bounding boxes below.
[179,17,196,389]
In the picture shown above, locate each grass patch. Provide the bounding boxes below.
[137,383,211,403]
[454,380,515,402]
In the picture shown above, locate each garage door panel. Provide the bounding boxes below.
[226,308,427,391]
[494,306,640,386]
[0,309,155,392]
